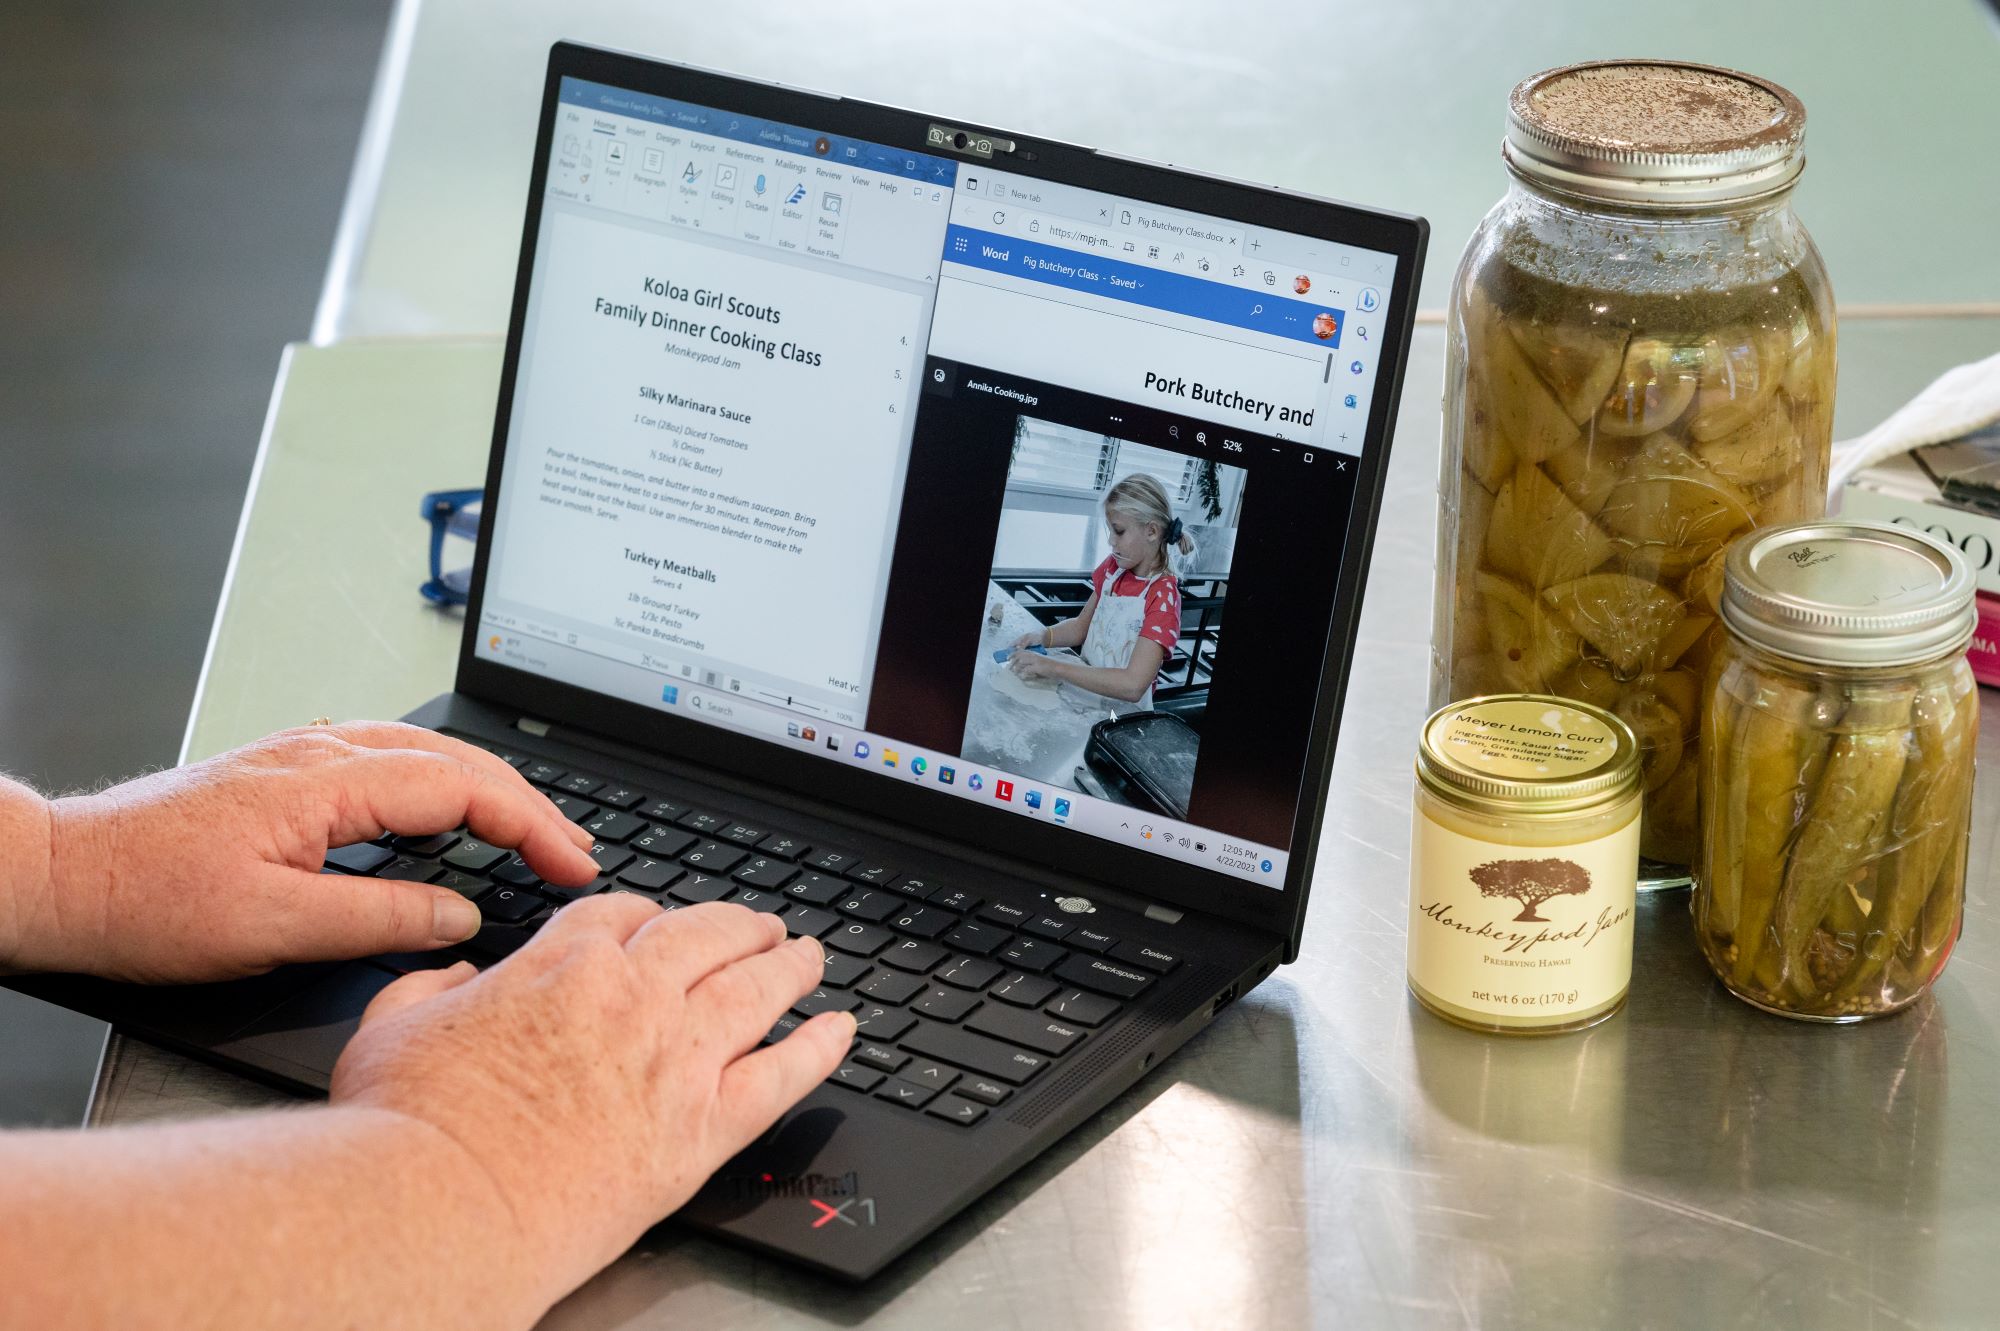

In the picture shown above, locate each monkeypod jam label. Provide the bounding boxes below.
[1407,806,1639,1027]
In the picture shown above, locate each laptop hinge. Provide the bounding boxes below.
[1144,903,1184,925]
[515,716,552,738]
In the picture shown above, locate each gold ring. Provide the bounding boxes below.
[310,716,332,727]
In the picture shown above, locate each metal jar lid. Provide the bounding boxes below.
[1722,521,1978,669]
[1505,60,1806,207]
[1418,694,1641,819]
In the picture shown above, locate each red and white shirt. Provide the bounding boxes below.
[1090,556,1181,653]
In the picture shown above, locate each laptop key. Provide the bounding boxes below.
[837,890,898,923]
[733,857,798,890]
[852,1005,915,1042]
[956,1078,1012,1106]
[729,887,786,914]
[990,974,1059,1007]
[546,793,599,825]
[616,857,682,893]
[677,810,728,836]
[943,922,1008,957]
[1047,989,1121,1027]
[1022,915,1075,943]
[977,901,1031,927]
[820,953,873,988]
[858,970,923,1004]
[491,856,543,888]
[783,873,844,906]
[900,1021,1049,1085]
[488,750,532,770]
[582,810,646,844]
[829,1065,884,1093]
[826,921,893,957]
[757,832,812,861]
[442,839,508,874]
[780,904,839,939]
[595,785,646,811]
[852,1043,909,1073]
[557,773,606,797]
[668,872,731,904]
[1109,942,1182,974]
[888,904,955,939]
[522,761,565,787]
[681,842,746,874]
[903,1060,960,1091]
[875,1080,939,1110]
[1053,955,1154,999]
[391,832,460,857]
[928,888,982,914]
[764,1012,805,1044]
[937,957,1002,991]
[883,874,933,899]
[793,987,859,1018]
[966,1005,1085,1057]
[847,863,899,887]
[481,887,544,924]
[462,921,536,959]
[718,822,768,847]
[637,798,687,824]
[1070,927,1120,955]
[435,871,491,903]
[805,847,862,875]
[881,940,947,974]
[910,986,980,1022]
[377,856,441,884]
[997,938,1067,973]
[632,826,698,859]
[325,843,395,875]
[925,1095,987,1127]
[588,842,634,875]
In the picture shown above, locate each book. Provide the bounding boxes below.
[1838,425,2000,598]
[1972,593,2000,690]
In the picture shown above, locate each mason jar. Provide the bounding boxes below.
[1432,60,1836,883]
[1694,522,1978,1022]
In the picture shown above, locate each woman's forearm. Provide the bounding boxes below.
[0,1105,544,1330]
[1044,617,1084,650]
[1046,660,1152,703]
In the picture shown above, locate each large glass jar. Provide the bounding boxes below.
[1432,61,1836,880]
[1694,522,1978,1022]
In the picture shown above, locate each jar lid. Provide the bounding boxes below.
[1722,521,1977,668]
[1418,695,1641,818]
[1505,60,1806,207]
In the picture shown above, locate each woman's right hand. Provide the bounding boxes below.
[330,897,855,1318]
[1010,630,1042,651]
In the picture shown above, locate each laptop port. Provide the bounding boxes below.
[1209,984,1238,1017]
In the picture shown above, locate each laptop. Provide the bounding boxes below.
[10,41,1425,1280]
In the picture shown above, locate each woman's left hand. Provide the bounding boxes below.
[21,722,600,983]
[1010,651,1061,681]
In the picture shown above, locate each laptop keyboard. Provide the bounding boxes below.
[322,737,1185,1129]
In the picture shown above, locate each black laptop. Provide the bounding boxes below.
[12,41,1424,1280]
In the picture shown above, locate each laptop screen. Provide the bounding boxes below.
[475,74,1402,891]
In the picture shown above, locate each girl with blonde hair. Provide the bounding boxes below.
[1007,472,1194,706]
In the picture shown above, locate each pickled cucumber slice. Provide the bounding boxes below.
[1541,437,1636,519]
[1552,656,1624,710]
[1476,570,1582,691]
[1462,368,1516,492]
[1483,463,1616,589]
[1596,338,1699,438]
[1482,311,1582,465]
[1540,572,1687,675]
[1681,547,1730,617]
[1694,396,1797,489]
[1596,436,1755,567]
[1508,319,1629,425]
[1615,688,1686,793]
[1650,614,1715,673]
[1688,327,1789,442]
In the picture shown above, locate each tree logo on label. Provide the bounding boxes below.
[1468,858,1591,921]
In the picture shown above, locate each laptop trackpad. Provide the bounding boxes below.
[209,963,400,1093]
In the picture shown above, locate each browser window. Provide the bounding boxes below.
[477,77,1402,888]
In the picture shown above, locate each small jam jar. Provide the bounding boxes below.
[1409,694,1643,1034]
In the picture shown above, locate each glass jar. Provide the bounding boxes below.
[1432,61,1837,883]
[1409,694,1643,1034]
[1694,522,1979,1022]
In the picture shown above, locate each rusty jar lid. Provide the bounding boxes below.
[1505,60,1806,207]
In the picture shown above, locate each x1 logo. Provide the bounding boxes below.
[808,1198,877,1229]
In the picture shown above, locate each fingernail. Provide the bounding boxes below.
[797,934,824,963]
[432,893,482,943]
[832,1012,859,1040]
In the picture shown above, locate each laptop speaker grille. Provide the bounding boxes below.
[1006,961,1229,1129]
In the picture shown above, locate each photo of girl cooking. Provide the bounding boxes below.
[960,416,1245,819]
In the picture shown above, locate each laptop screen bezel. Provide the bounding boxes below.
[454,40,1427,953]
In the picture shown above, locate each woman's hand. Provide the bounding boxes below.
[1010,650,1062,681]
[332,896,855,1317]
[20,722,600,983]
[1009,630,1043,651]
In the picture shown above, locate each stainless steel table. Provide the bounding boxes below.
[88,315,2000,1327]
